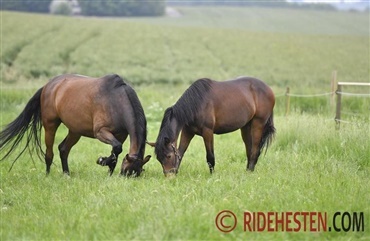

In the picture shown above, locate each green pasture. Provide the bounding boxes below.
[1,7,369,240]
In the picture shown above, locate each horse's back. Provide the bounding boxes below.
[215,76,274,105]
[228,76,273,95]
[232,76,274,113]
[41,74,128,137]
[42,74,101,112]
[207,77,274,132]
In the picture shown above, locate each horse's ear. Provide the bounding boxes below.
[141,155,151,166]
[146,141,156,147]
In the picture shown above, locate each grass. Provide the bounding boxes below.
[1,113,369,240]
[1,7,369,240]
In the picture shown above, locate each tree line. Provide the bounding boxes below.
[1,0,346,16]
[1,0,166,16]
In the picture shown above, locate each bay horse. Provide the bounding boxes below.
[0,74,151,176]
[151,76,275,176]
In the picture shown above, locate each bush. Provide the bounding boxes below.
[49,1,73,16]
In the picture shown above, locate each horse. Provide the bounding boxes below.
[0,74,151,176]
[150,76,275,176]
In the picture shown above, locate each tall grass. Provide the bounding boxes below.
[1,110,369,240]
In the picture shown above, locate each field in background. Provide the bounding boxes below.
[1,7,369,240]
[137,6,370,36]
[1,9,369,116]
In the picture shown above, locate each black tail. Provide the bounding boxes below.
[0,88,44,169]
[259,112,276,154]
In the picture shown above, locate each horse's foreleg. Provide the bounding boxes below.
[58,132,81,175]
[95,128,122,175]
[202,128,215,174]
[177,127,195,169]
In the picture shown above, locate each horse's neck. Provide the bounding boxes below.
[127,118,146,159]
[170,117,183,144]
[128,135,145,159]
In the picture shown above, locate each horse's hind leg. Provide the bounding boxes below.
[43,120,61,174]
[241,123,252,168]
[242,118,264,171]
[58,131,81,175]
[95,128,122,175]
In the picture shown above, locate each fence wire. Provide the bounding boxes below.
[341,111,369,117]
[335,118,369,125]
[336,91,370,97]
[276,91,370,98]
[287,92,334,97]
[275,92,334,98]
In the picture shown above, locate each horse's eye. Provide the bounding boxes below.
[166,155,171,159]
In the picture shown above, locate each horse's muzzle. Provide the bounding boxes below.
[164,168,178,177]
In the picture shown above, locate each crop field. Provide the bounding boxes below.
[1,7,369,240]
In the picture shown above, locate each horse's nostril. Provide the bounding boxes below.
[164,168,178,177]
[165,172,176,178]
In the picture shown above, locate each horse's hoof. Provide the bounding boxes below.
[97,157,106,166]
[63,172,71,178]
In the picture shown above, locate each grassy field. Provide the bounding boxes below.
[1,7,369,240]
[1,9,369,115]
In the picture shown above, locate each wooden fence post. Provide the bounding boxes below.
[285,87,290,116]
[335,83,342,129]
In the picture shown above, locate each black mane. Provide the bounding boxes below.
[155,78,212,161]
[172,78,212,126]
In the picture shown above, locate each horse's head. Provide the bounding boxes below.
[120,154,151,177]
[148,140,181,177]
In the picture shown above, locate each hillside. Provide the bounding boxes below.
[1,8,369,95]
[0,8,369,241]
[139,6,369,36]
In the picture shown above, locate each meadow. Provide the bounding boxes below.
[1,7,369,240]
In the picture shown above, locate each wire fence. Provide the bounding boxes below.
[275,83,369,128]
[335,82,370,128]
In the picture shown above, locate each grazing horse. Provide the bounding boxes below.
[151,76,275,176]
[0,74,151,176]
